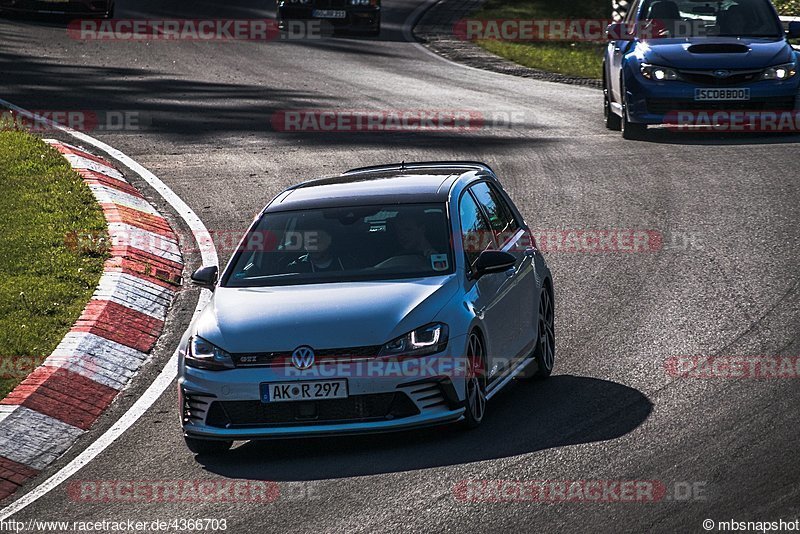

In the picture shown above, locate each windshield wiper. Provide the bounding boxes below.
[233,272,301,281]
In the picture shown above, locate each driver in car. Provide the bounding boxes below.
[288,229,345,273]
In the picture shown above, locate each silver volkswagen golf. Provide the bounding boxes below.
[178,162,555,454]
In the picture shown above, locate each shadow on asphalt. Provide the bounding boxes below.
[0,27,541,147]
[195,374,652,481]
[624,127,800,145]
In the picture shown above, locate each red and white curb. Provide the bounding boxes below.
[0,140,183,501]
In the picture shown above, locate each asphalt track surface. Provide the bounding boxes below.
[2,1,800,532]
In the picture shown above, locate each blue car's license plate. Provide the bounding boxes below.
[694,88,750,101]
[260,380,348,403]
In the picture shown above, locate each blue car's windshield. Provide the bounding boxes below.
[639,0,783,38]
[223,203,454,287]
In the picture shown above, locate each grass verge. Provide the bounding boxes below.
[468,0,615,80]
[0,129,107,398]
[470,0,800,79]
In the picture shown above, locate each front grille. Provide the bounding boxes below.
[677,70,761,86]
[232,345,382,368]
[646,97,796,114]
[205,392,419,428]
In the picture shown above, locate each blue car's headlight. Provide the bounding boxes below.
[379,323,449,359]
[186,336,235,370]
[640,64,679,81]
[761,63,797,80]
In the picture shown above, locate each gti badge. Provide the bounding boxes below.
[713,69,731,78]
[291,346,315,370]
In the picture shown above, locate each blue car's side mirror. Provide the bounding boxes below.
[787,21,800,39]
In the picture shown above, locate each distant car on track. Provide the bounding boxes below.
[603,0,800,138]
[276,0,381,36]
[178,162,555,454]
[0,0,114,18]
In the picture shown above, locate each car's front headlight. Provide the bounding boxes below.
[761,63,797,80]
[186,336,235,370]
[379,323,449,359]
[640,64,679,81]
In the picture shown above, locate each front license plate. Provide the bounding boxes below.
[260,380,348,403]
[694,88,750,101]
[312,9,347,18]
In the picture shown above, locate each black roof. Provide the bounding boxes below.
[267,162,494,212]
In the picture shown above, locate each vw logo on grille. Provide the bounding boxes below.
[291,346,315,370]
[713,69,731,78]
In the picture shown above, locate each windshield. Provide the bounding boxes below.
[638,0,783,38]
[223,203,454,287]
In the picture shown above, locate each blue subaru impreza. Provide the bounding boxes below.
[603,0,800,138]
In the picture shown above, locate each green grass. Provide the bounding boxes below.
[0,130,107,398]
[773,0,800,15]
[469,0,614,80]
[479,40,605,79]
[474,0,611,19]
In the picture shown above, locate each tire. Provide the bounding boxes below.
[184,436,232,455]
[532,284,555,379]
[462,331,487,429]
[620,79,647,140]
[604,72,621,131]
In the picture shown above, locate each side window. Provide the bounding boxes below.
[469,182,520,245]
[459,192,494,268]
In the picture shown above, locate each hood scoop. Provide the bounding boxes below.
[687,43,750,54]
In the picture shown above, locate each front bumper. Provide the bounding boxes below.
[277,4,379,32]
[179,349,468,440]
[624,73,800,124]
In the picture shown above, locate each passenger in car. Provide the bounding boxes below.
[393,210,439,258]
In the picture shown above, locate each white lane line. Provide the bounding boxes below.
[0,97,217,520]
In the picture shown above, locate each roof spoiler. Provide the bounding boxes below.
[341,161,494,176]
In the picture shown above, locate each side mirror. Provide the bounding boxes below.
[471,250,516,280]
[787,21,800,40]
[607,22,634,40]
[191,265,219,290]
